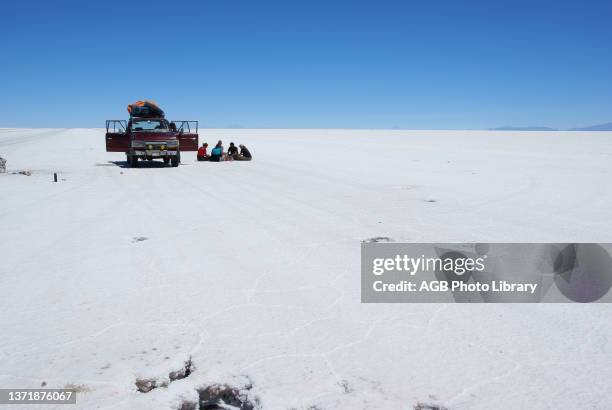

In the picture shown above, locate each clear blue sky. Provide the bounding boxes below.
[1,0,611,129]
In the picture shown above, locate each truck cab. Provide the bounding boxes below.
[105,118,199,167]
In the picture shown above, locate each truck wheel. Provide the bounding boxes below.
[171,153,180,167]
[163,157,170,165]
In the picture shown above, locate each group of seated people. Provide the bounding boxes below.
[197,140,252,162]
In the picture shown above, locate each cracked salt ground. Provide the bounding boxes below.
[363,237,394,243]
[1,129,612,409]
[178,382,259,410]
[414,404,448,410]
[136,357,194,393]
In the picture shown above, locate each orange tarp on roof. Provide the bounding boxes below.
[127,100,162,115]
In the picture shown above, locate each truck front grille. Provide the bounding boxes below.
[144,141,173,150]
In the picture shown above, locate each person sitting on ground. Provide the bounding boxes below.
[227,142,238,157]
[231,144,252,161]
[210,140,224,162]
[197,143,209,161]
[235,144,252,161]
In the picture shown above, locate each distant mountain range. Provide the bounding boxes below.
[568,122,612,131]
[491,126,558,131]
[491,122,612,131]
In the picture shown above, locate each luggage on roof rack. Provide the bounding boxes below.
[127,100,165,118]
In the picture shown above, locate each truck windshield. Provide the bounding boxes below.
[132,119,169,132]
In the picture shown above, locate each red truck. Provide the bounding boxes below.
[105,118,199,167]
